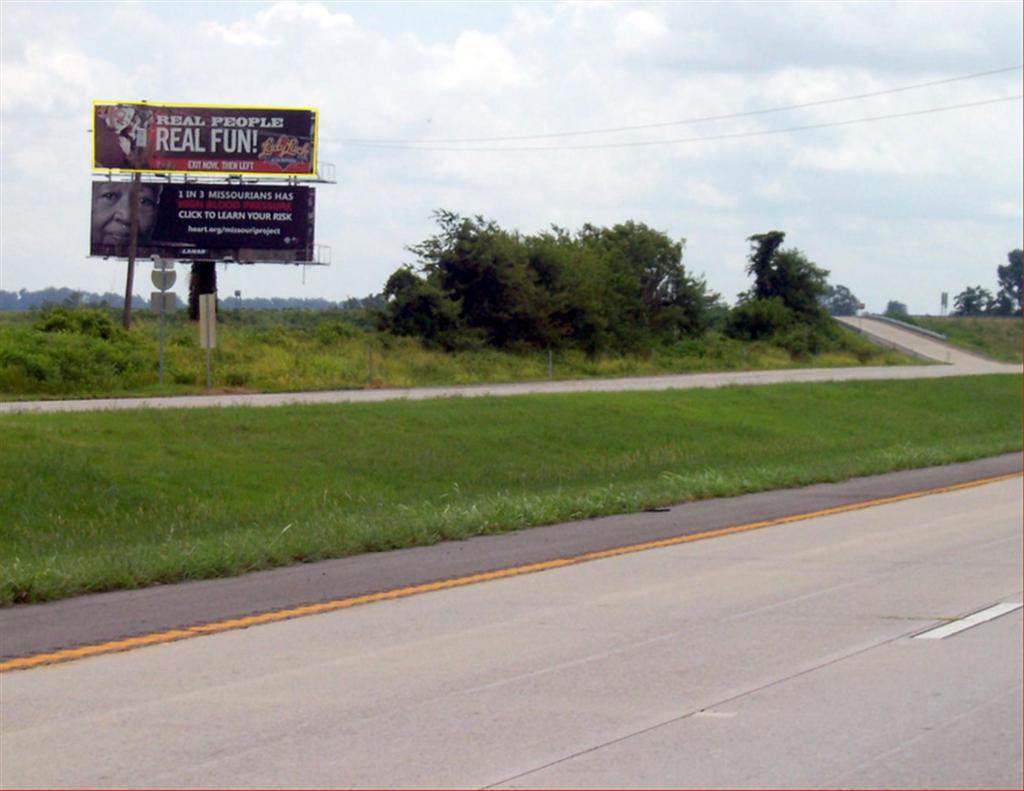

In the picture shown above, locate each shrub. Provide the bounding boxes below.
[725,298,794,341]
[0,325,149,394]
[34,306,121,340]
[314,321,362,345]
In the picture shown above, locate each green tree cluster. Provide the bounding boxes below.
[821,284,862,316]
[953,249,1022,317]
[380,211,718,353]
[725,231,836,354]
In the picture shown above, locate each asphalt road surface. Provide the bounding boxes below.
[1,316,1018,415]
[3,472,1021,789]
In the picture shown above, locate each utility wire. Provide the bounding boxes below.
[333,64,1022,146]
[329,95,1022,153]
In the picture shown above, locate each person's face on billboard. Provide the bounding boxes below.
[107,106,136,133]
[91,183,159,244]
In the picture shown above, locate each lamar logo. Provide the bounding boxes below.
[258,135,311,168]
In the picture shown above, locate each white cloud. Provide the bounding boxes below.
[200,1,354,47]
[683,180,738,211]
[613,9,667,52]
[426,30,525,93]
[0,41,120,112]
[9,143,61,175]
[791,139,909,174]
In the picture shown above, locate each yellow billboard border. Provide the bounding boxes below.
[91,100,319,179]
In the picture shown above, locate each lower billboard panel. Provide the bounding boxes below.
[90,182,315,263]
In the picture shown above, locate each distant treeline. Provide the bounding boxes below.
[0,288,152,311]
[0,288,385,312]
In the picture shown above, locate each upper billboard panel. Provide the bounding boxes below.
[93,101,317,176]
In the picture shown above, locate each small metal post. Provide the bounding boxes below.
[547,349,553,378]
[158,295,166,386]
[368,346,374,387]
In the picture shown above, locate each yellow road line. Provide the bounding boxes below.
[2,471,1020,673]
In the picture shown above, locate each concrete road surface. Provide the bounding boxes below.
[834,315,1004,367]
[1,316,1017,415]
[3,476,1020,789]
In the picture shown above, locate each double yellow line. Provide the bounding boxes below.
[2,471,1019,673]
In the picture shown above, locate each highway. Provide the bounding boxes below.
[2,471,1020,788]
[2,316,1020,788]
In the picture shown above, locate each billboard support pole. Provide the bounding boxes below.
[121,172,141,330]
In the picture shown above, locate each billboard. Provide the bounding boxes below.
[90,181,315,263]
[93,101,317,176]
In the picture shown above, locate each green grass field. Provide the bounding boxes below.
[1,374,1019,605]
[0,308,913,399]
[903,316,1022,364]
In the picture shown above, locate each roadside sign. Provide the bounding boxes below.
[151,269,177,290]
[150,292,176,312]
[199,293,216,390]
[199,294,216,349]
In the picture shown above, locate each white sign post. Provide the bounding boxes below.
[150,258,176,386]
[199,293,216,390]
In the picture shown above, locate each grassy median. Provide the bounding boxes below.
[1,374,1020,605]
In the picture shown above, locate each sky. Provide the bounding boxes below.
[1,0,1021,314]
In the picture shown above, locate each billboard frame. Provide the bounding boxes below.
[88,178,322,265]
[92,100,319,178]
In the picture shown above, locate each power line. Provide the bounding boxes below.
[332,64,1022,146]
[328,95,1022,153]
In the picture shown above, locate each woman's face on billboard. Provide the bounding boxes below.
[91,183,159,245]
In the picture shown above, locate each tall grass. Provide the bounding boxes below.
[0,307,912,399]
[902,315,1022,364]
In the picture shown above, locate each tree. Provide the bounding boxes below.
[379,266,463,346]
[745,231,787,301]
[885,300,908,317]
[821,284,861,316]
[995,249,1022,316]
[581,221,715,346]
[385,211,716,354]
[727,231,834,353]
[525,229,611,354]
[726,297,793,340]
[742,232,829,319]
[409,211,556,349]
[953,286,994,316]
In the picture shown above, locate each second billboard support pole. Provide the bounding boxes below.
[121,172,141,330]
[189,261,217,320]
